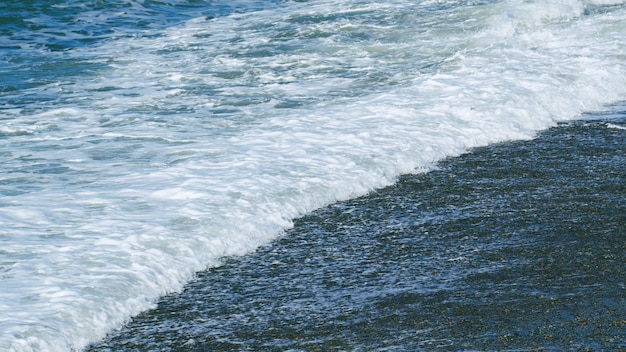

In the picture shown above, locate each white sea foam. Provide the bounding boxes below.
[607,123,626,129]
[1,0,625,351]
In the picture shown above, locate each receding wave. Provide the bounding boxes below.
[1,0,625,350]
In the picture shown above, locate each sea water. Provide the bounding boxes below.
[87,111,626,351]
[1,0,625,351]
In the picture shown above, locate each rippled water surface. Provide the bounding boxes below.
[89,114,626,351]
[2,0,626,350]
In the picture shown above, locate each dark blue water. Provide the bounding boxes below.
[88,113,626,351]
[0,0,281,92]
[2,1,626,350]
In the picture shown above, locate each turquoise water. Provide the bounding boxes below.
[1,1,626,350]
